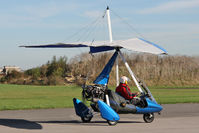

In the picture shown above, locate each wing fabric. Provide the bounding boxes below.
[90,46,115,53]
[110,38,168,55]
[20,38,167,55]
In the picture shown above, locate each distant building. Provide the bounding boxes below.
[0,68,5,77]
[0,66,22,75]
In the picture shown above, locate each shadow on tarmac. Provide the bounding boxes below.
[36,120,143,126]
[0,119,42,130]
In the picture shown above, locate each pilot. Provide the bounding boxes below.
[116,76,139,100]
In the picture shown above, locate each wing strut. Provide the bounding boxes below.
[118,50,144,93]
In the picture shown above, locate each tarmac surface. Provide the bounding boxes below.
[0,103,199,133]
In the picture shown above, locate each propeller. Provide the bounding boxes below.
[81,76,89,104]
[81,84,87,104]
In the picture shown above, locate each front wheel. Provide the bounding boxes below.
[107,120,118,126]
[143,113,154,123]
[81,116,92,123]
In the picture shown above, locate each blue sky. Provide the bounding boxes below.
[0,0,199,69]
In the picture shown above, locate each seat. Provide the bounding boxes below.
[107,90,137,113]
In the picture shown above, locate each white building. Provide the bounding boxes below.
[1,66,21,74]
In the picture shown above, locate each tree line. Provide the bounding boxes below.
[1,53,199,87]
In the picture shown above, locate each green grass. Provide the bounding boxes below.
[0,84,199,110]
[151,88,199,104]
[0,84,82,110]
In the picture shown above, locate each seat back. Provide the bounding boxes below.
[108,90,136,114]
[108,90,127,104]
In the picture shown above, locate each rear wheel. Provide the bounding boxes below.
[143,113,154,123]
[107,120,117,126]
[81,116,92,123]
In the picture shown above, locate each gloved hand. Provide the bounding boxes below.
[131,92,140,97]
[135,92,140,96]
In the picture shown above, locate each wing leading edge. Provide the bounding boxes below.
[19,43,89,48]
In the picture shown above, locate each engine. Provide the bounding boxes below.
[82,85,106,102]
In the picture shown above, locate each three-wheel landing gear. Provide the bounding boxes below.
[81,117,118,126]
[81,116,93,123]
[143,113,154,123]
[74,98,157,125]
[107,120,118,126]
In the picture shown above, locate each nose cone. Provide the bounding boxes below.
[136,98,163,114]
[148,99,163,112]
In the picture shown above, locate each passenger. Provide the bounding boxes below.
[116,76,139,101]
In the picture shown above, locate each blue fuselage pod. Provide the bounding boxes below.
[98,100,120,121]
[73,98,93,118]
[136,98,163,114]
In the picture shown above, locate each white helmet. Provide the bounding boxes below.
[120,76,129,84]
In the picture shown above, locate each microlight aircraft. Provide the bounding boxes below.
[21,6,167,126]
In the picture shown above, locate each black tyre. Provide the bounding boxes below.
[81,116,92,123]
[143,113,154,123]
[107,120,118,126]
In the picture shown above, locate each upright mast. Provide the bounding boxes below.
[106,6,119,86]
[106,6,113,43]
[105,6,114,106]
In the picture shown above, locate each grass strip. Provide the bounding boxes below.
[0,84,199,110]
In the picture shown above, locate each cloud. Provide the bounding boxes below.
[0,1,80,22]
[22,2,79,19]
[132,23,199,39]
[138,0,199,14]
[0,1,81,28]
